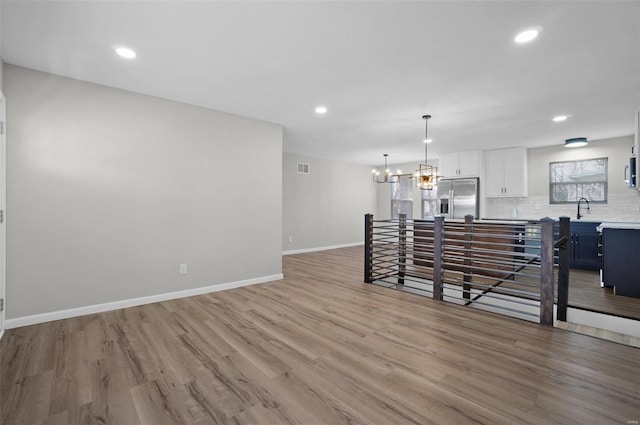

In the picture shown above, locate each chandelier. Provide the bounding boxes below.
[372,154,402,183]
[372,154,414,183]
[415,115,439,190]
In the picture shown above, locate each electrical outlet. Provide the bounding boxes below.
[288,235,293,243]
[179,264,188,275]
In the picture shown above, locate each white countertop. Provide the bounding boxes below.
[417,218,530,226]
[596,222,640,231]
[476,219,530,225]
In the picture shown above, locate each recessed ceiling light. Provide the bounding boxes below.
[315,106,327,114]
[115,46,137,59]
[515,27,541,44]
[423,138,433,144]
[553,115,569,122]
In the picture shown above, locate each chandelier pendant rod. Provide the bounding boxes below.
[423,114,430,165]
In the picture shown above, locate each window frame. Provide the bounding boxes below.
[548,157,608,204]
[390,175,413,220]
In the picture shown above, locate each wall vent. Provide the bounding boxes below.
[297,163,310,174]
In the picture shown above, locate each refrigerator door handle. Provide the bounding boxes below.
[449,190,455,219]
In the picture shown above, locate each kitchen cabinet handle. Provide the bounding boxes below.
[624,164,629,182]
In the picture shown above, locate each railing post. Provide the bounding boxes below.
[463,214,474,299]
[540,217,555,326]
[433,215,444,301]
[364,213,373,283]
[398,213,406,286]
[557,216,571,321]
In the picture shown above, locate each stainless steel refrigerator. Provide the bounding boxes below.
[436,178,479,219]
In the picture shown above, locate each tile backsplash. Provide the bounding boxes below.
[485,192,640,222]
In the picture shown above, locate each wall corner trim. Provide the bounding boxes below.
[4,273,283,329]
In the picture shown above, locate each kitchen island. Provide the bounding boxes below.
[597,222,640,298]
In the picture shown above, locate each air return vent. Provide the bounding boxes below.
[297,163,310,174]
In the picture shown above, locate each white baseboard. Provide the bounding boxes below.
[558,307,640,338]
[5,273,283,329]
[283,241,363,256]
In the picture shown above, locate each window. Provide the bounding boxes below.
[296,163,310,174]
[391,175,413,219]
[549,158,607,204]
[421,187,437,219]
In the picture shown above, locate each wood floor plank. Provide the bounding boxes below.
[130,379,187,425]
[90,355,142,425]
[568,269,640,319]
[1,246,639,425]
[180,380,237,425]
[1,369,54,425]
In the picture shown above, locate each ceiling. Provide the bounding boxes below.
[2,1,639,166]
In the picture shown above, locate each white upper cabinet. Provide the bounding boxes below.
[438,150,481,178]
[485,147,528,197]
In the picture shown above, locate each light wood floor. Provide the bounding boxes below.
[568,268,640,320]
[1,246,639,425]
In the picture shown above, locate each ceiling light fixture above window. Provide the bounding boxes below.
[515,27,541,44]
[415,115,439,190]
[564,137,588,148]
[553,115,569,122]
[115,46,137,59]
[315,106,327,114]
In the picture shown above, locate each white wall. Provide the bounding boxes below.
[485,136,640,221]
[0,2,3,91]
[5,65,283,319]
[282,153,376,252]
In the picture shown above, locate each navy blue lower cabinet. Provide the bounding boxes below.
[602,228,640,298]
[569,221,601,271]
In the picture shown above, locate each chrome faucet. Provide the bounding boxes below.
[577,197,590,220]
